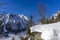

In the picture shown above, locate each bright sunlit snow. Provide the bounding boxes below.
[30,22,60,40]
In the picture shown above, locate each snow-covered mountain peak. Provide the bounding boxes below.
[19,14,28,20]
[49,10,60,19]
[0,14,28,34]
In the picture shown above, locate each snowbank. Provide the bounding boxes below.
[0,31,27,40]
[30,22,60,40]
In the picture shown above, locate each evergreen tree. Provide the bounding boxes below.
[26,15,35,37]
[0,20,2,25]
[27,15,35,27]
[57,13,60,21]
[0,20,3,33]
[41,16,47,24]
[50,17,55,23]
[46,19,49,24]
[30,15,34,26]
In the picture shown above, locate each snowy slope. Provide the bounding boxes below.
[49,11,60,20]
[30,22,60,40]
[0,31,27,40]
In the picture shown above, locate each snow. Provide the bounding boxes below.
[5,14,10,23]
[30,22,60,40]
[0,14,28,40]
[0,33,25,40]
[0,38,12,40]
[19,14,28,20]
[49,11,60,20]
[0,35,20,40]
[0,30,27,40]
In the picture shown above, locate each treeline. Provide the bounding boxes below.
[40,13,60,24]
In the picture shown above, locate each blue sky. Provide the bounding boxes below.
[0,0,60,20]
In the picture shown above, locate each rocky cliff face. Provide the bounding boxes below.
[0,14,28,35]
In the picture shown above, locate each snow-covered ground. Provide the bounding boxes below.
[0,31,27,40]
[30,22,60,40]
[0,34,21,40]
[0,22,60,40]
